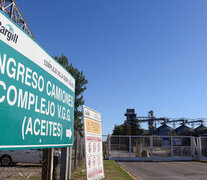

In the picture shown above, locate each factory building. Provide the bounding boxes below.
[124,109,207,136]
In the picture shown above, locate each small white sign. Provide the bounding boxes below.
[83,105,104,180]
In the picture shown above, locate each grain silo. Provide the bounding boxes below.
[174,124,194,135]
[194,124,207,135]
[156,124,173,136]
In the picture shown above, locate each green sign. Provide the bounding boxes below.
[0,11,75,150]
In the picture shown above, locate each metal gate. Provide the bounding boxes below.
[200,137,207,160]
[103,135,206,161]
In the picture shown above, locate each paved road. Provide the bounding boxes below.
[118,161,207,180]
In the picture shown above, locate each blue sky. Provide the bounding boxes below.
[18,0,207,134]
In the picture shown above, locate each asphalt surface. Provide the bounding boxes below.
[118,161,207,180]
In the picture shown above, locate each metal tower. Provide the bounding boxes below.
[126,109,207,135]
[0,0,35,39]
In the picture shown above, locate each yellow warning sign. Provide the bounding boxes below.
[86,118,101,134]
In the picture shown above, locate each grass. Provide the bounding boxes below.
[71,164,86,180]
[0,160,134,180]
[71,160,135,180]
[103,160,134,180]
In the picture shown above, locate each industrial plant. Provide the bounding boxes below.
[125,109,207,136]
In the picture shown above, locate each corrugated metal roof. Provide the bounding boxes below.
[156,124,173,135]
[194,125,207,132]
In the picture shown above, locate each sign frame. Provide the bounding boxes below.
[83,105,104,180]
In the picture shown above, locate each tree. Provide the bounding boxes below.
[130,119,144,135]
[54,55,88,135]
[112,121,144,135]
[123,123,132,135]
[112,125,124,135]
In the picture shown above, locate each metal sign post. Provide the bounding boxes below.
[68,146,73,179]
[83,105,105,180]
[60,147,70,180]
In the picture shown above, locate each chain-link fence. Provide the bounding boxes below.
[72,131,85,171]
[0,165,41,180]
[52,131,86,179]
[0,149,42,180]
[0,148,63,180]
[103,135,195,161]
[172,137,191,157]
[131,137,151,157]
[201,137,207,158]
[1,134,206,179]
[0,131,86,180]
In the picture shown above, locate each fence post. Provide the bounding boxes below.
[129,136,131,158]
[119,136,120,159]
[108,134,111,160]
[191,137,195,159]
[171,136,174,157]
[150,136,153,159]
[198,137,202,159]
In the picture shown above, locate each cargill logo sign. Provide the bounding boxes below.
[0,21,18,43]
